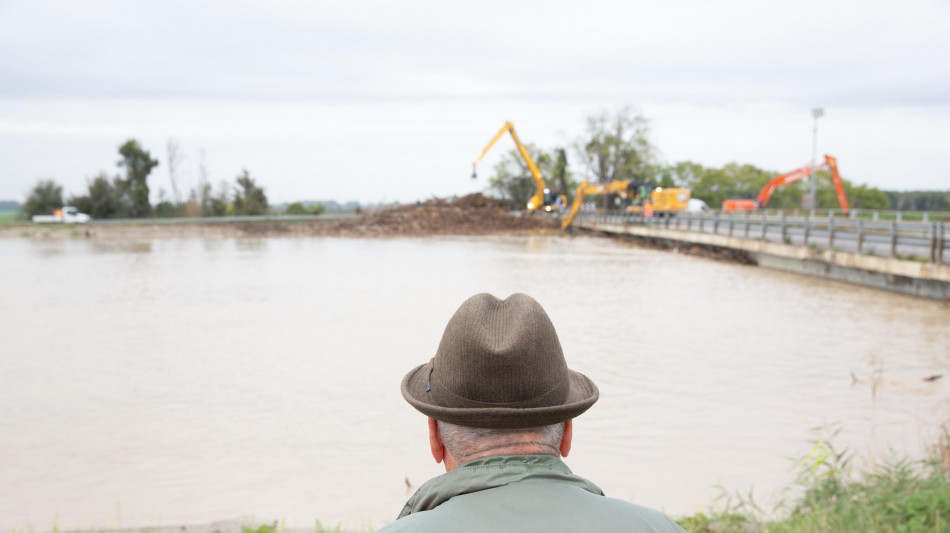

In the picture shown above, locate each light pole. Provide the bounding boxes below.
[809,107,824,215]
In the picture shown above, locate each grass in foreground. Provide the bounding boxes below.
[678,427,950,532]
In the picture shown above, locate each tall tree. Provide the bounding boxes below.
[232,169,268,215]
[574,107,659,185]
[117,139,159,217]
[553,148,572,203]
[68,172,131,219]
[23,179,63,216]
[166,139,183,207]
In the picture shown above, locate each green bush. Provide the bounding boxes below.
[285,202,325,215]
[678,426,950,533]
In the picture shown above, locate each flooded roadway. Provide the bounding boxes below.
[1,235,949,531]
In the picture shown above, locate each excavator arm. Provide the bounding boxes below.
[561,181,593,230]
[755,166,815,207]
[825,155,850,213]
[724,155,850,213]
[561,180,634,230]
[472,122,551,212]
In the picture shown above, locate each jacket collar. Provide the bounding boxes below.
[398,454,604,518]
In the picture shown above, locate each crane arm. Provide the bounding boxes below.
[825,155,850,213]
[561,181,594,230]
[755,164,815,208]
[754,155,850,213]
[472,122,514,172]
[472,121,549,211]
[560,180,633,230]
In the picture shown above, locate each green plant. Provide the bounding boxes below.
[678,423,950,532]
[677,486,763,532]
[315,519,343,533]
[896,252,928,263]
[242,523,277,533]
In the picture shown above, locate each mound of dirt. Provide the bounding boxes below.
[320,193,560,237]
[0,194,562,240]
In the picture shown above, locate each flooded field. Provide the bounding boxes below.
[1,235,949,531]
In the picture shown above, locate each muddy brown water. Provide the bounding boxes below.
[2,235,949,531]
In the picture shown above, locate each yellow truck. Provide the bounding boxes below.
[626,187,691,216]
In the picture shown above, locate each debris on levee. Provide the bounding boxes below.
[227,193,559,237]
[1,194,561,239]
[324,194,559,237]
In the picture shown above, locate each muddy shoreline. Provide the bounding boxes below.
[0,222,748,264]
[1,193,748,265]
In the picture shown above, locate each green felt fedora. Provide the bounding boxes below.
[401,293,599,429]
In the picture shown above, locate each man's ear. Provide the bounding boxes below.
[428,417,445,464]
[560,419,573,458]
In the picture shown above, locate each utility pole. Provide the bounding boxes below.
[809,108,824,216]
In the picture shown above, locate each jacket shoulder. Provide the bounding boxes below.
[378,481,685,533]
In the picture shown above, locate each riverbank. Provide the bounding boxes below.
[0,194,561,240]
[46,445,950,533]
[0,206,748,266]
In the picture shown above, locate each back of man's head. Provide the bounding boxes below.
[400,293,597,465]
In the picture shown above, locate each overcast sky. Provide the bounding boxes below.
[1,0,948,205]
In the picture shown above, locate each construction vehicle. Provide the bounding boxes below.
[721,155,850,213]
[560,180,638,230]
[561,183,697,230]
[626,187,692,215]
[471,122,566,213]
[32,206,91,224]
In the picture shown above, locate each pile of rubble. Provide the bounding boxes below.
[318,193,559,237]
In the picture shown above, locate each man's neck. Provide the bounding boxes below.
[444,443,560,472]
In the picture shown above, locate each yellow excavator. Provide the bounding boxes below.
[560,183,693,230]
[472,121,566,213]
[560,180,638,230]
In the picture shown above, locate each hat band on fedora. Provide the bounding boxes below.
[427,363,570,409]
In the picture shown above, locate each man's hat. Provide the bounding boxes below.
[401,293,599,429]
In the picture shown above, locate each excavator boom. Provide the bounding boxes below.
[755,165,815,207]
[472,121,551,212]
[561,180,636,230]
[826,155,850,213]
[723,155,850,213]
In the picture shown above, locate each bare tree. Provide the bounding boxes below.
[198,148,211,216]
[574,106,658,184]
[166,139,183,207]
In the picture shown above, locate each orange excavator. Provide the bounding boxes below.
[722,155,850,214]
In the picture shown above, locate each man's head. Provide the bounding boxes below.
[400,293,598,469]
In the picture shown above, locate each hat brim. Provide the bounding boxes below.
[401,362,600,429]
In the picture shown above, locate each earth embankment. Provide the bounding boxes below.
[1,194,561,239]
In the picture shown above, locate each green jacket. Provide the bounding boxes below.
[377,454,686,532]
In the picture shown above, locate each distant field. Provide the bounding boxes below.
[0,211,24,225]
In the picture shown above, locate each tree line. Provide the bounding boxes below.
[487,107,941,212]
[21,139,283,219]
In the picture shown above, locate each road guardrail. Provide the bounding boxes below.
[575,211,948,264]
